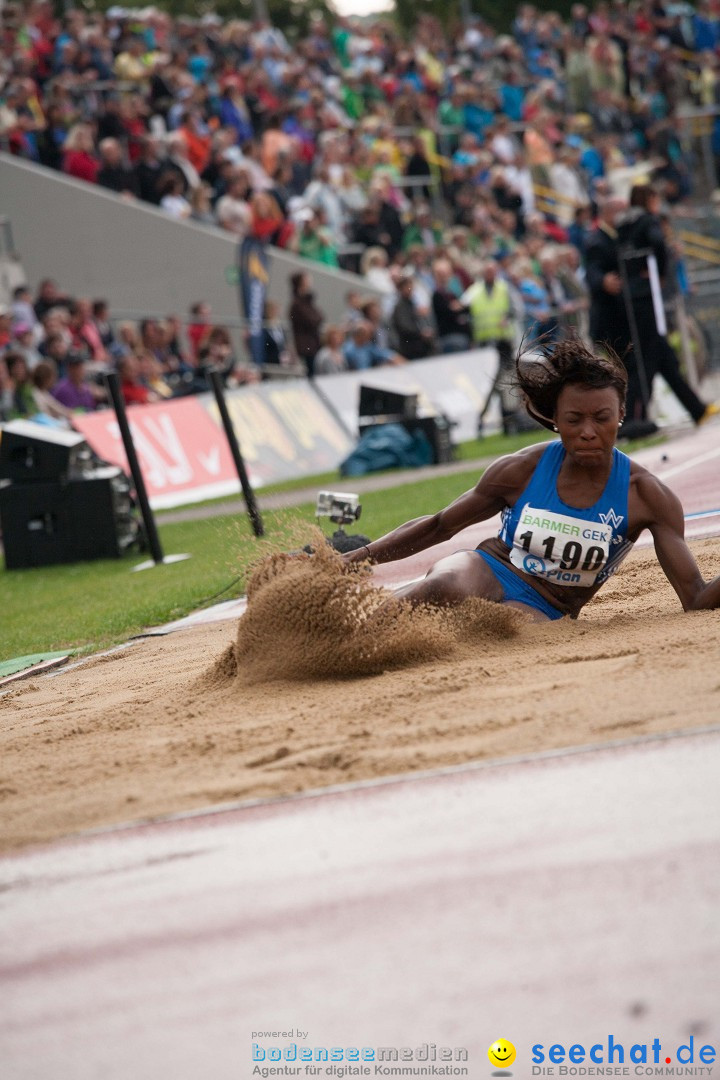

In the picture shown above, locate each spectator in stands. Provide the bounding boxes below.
[3,352,35,417]
[251,191,292,246]
[178,108,212,175]
[262,300,292,368]
[118,353,155,406]
[114,321,141,360]
[391,272,436,360]
[163,315,191,373]
[91,300,116,351]
[34,278,70,323]
[51,351,98,411]
[0,354,13,421]
[12,322,43,371]
[431,258,471,354]
[62,123,99,184]
[341,291,365,332]
[96,137,139,197]
[190,183,215,225]
[68,298,108,362]
[288,271,324,377]
[555,244,589,333]
[361,298,392,353]
[133,135,165,204]
[198,325,259,386]
[402,204,443,253]
[313,325,347,375]
[360,247,396,317]
[96,95,127,145]
[548,145,590,227]
[404,136,433,201]
[0,306,14,352]
[39,331,71,376]
[508,256,555,339]
[162,132,201,196]
[218,80,254,147]
[303,162,348,248]
[187,301,211,362]
[11,285,41,340]
[260,113,294,179]
[0,355,13,421]
[32,360,73,422]
[343,321,404,371]
[113,33,151,84]
[137,349,173,398]
[215,168,253,238]
[568,205,593,257]
[297,209,339,266]
[159,173,191,220]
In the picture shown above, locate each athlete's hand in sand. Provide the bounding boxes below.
[342,545,373,567]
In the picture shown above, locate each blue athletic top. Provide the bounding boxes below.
[500,440,633,587]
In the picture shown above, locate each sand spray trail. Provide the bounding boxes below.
[206,534,526,685]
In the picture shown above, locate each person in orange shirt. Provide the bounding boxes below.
[260,114,293,178]
[523,114,555,170]
[178,108,212,175]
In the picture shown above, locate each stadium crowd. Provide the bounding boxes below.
[0,254,587,425]
[2,0,719,255]
[2,1,720,428]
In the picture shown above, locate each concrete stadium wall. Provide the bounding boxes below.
[0,153,382,323]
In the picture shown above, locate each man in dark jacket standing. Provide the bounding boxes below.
[616,184,713,426]
[586,195,652,431]
[391,272,436,360]
[288,272,324,377]
[586,197,630,358]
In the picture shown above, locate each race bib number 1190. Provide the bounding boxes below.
[509,503,612,587]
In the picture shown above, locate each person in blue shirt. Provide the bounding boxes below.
[344,337,720,621]
[343,322,404,371]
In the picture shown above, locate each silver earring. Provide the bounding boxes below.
[553,424,558,432]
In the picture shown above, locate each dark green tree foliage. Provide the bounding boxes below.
[394,0,574,34]
[91,0,335,41]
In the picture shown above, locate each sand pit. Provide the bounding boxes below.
[1,536,719,852]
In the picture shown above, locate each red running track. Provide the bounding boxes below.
[1,729,719,1079]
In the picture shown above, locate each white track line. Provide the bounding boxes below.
[656,444,720,480]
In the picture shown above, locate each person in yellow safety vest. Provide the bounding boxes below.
[461,261,518,434]
[461,260,515,351]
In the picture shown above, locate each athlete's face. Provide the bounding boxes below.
[555,384,623,465]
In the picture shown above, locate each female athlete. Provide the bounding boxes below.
[343,339,720,620]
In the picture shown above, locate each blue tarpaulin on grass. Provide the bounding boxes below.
[340,424,434,477]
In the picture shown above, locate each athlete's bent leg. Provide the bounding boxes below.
[392,551,554,621]
[393,551,505,607]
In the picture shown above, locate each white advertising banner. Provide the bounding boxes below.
[314,347,503,443]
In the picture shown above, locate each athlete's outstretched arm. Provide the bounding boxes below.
[641,475,720,611]
[343,449,539,566]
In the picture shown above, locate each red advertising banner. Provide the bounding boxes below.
[71,382,354,509]
[72,397,239,509]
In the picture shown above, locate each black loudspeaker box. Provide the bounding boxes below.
[358,385,419,421]
[0,467,137,570]
[0,419,89,483]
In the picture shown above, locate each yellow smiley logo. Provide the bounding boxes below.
[488,1039,516,1069]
